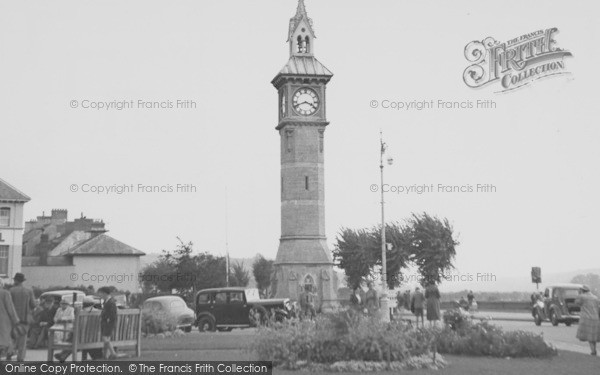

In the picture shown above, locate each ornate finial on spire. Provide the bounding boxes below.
[296,0,307,17]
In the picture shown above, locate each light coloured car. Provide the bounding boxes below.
[142,295,195,332]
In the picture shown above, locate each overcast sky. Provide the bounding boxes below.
[1,0,598,291]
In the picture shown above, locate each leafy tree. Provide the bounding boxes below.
[253,255,274,297]
[140,256,176,293]
[571,273,600,296]
[230,261,250,287]
[140,238,226,301]
[406,213,458,286]
[333,212,458,289]
[332,228,378,289]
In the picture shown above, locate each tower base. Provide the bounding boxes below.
[273,263,339,312]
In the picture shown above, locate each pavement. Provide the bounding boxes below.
[395,309,532,322]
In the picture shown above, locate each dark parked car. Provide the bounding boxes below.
[532,283,583,326]
[195,287,291,332]
[143,296,196,332]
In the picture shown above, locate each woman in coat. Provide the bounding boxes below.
[575,285,600,355]
[425,283,441,327]
[0,279,19,359]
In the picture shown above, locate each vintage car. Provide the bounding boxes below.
[532,283,583,326]
[195,287,291,332]
[142,295,196,332]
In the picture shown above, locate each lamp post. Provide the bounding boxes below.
[379,131,393,322]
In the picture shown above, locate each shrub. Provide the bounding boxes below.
[142,311,178,334]
[252,310,437,369]
[436,313,557,358]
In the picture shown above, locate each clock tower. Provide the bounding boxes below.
[271,0,337,310]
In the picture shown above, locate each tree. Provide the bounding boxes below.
[571,273,600,296]
[230,261,250,287]
[253,255,274,297]
[333,212,458,289]
[406,213,458,286]
[140,238,227,301]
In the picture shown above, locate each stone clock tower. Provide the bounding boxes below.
[271,0,337,311]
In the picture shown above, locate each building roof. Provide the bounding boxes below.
[275,56,333,77]
[0,178,31,202]
[66,233,145,257]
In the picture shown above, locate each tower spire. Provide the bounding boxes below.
[288,0,316,56]
[296,0,307,17]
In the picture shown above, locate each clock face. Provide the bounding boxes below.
[292,88,319,116]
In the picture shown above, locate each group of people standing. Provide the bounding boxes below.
[350,281,381,316]
[406,284,441,328]
[350,282,442,327]
[0,272,120,362]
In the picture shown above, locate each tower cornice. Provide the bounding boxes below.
[276,120,329,131]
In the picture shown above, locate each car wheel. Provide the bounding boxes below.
[550,311,559,326]
[249,306,268,327]
[197,316,216,332]
[565,321,572,327]
[534,312,542,326]
[183,326,192,333]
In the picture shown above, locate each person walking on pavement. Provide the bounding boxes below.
[575,285,600,355]
[0,278,19,362]
[9,273,35,361]
[425,283,441,327]
[411,286,425,328]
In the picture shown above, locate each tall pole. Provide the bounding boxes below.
[379,131,390,322]
[225,186,230,287]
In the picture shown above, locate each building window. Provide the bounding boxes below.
[0,208,9,227]
[305,176,309,190]
[0,245,8,276]
[303,274,315,291]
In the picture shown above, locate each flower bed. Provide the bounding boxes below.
[252,310,440,369]
[437,308,557,358]
[252,309,557,370]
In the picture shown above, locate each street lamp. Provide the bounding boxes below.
[379,131,393,322]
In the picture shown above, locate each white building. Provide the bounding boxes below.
[0,178,30,283]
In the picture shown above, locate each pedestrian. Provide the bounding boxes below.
[411,287,425,328]
[403,290,411,310]
[575,285,600,355]
[299,284,317,320]
[467,290,475,308]
[9,273,35,361]
[425,283,441,327]
[0,278,19,361]
[365,281,379,316]
[98,287,118,359]
[52,298,75,363]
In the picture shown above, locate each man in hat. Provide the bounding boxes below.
[0,278,19,361]
[9,273,35,361]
